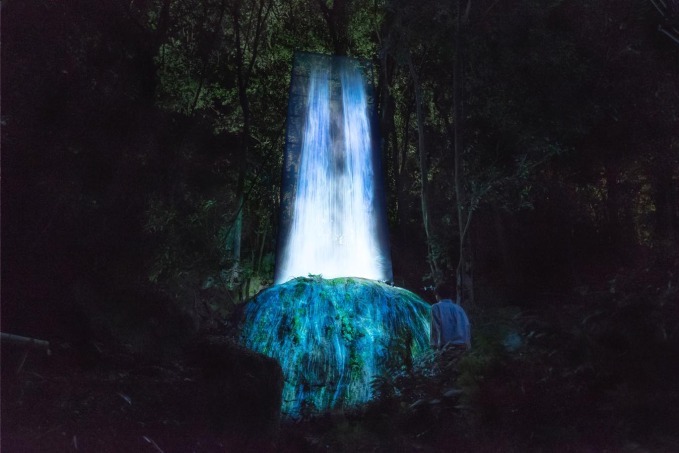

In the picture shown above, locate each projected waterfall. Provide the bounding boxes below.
[240,54,429,416]
[274,53,392,284]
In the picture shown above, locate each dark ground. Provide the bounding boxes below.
[4,275,679,453]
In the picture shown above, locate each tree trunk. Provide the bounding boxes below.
[398,93,414,242]
[1,333,51,352]
[318,0,350,55]
[408,52,439,280]
[454,0,473,305]
[230,0,272,272]
[233,69,249,267]
[380,54,406,237]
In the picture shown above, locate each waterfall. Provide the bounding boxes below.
[275,54,392,284]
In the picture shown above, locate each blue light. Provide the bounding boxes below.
[240,277,431,416]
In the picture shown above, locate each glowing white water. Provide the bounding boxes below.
[275,62,388,284]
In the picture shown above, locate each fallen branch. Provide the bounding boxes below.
[1,332,51,353]
[1,332,51,373]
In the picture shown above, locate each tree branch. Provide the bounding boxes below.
[1,333,51,353]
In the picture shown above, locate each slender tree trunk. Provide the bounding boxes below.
[393,114,407,235]
[230,0,272,271]
[147,0,172,100]
[408,52,439,280]
[398,94,413,242]
[380,54,405,235]
[454,0,473,305]
[233,68,249,266]
[379,52,394,218]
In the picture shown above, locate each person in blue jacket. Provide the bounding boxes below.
[430,282,471,350]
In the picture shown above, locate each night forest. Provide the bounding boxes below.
[2,0,679,451]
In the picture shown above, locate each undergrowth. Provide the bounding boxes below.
[281,264,679,452]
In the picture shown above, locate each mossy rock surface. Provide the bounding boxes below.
[240,277,430,415]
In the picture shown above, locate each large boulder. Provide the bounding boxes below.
[239,277,431,415]
[187,336,283,439]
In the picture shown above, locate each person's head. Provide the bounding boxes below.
[434,282,455,301]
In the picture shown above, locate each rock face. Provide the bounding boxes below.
[188,336,283,439]
[239,277,431,415]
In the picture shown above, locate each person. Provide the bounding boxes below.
[430,283,471,350]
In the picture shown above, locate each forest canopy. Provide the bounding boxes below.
[3,0,678,337]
